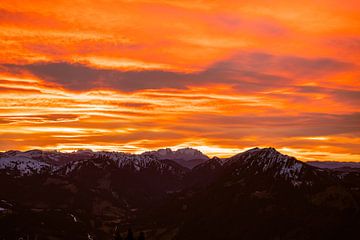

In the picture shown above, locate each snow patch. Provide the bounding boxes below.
[0,156,51,175]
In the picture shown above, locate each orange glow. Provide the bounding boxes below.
[0,0,359,161]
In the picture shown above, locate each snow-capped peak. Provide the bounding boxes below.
[227,147,307,186]
[142,147,209,161]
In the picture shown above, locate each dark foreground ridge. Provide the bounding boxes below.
[0,147,360,240]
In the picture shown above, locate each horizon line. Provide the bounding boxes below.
[1,146,359,163]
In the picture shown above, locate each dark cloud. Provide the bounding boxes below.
[276,56,353,78]
[1,53,354,92]
[220,52,354,78]
[3,62,188,91]
[176,112,360,137]
[296,86,360,105]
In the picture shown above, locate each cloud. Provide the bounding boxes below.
[0,114,80,124]
[3,62,189,91]
[296,86,360,105]
[215,52,354,78]
[2,52,353,92]
[175,112,360,137]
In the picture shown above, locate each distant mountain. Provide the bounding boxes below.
[142,147,209,169]
[308,161,360,170]
[0,147,359,240]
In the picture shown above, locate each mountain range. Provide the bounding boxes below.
[0,147,359,240]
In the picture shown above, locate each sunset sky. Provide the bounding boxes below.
[0,0,359,161]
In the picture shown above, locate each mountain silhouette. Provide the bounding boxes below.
[0,147,359,239]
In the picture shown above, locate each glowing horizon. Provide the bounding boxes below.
[0,0,359,161]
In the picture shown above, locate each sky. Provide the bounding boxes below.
[0,0,359,161]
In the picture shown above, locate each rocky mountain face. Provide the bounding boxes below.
[0,148,359,240]
[223,147,339,188]
[142,147,209,169]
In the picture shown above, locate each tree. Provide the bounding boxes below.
[114,226,123,240]
[126,228,134,240]
[137,232,145,240]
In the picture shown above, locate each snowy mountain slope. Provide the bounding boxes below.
[0,156,51,175]
[0,149,93,166]
[0,149,194,176]
[55,152,189,177]
[225,147,328,187]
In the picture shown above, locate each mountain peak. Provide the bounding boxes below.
[143,147,209,161]
[226,147,307,186]
[141,147,209,169]
[245,147,280,155]
[235,147,287,160]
